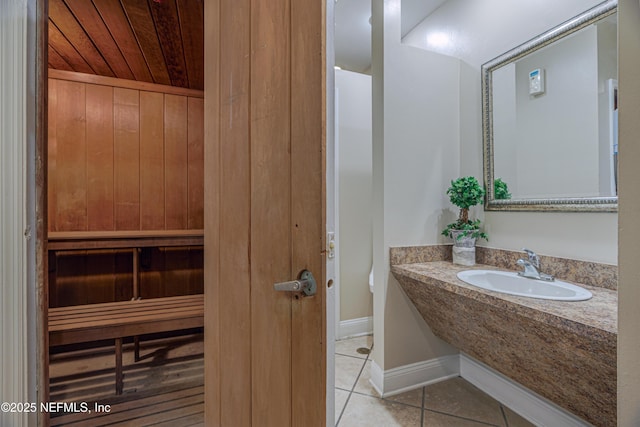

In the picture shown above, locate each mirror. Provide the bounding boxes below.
[482,0,617,212]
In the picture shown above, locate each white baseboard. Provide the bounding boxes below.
[366,353,590,426]
[369,355,459,397]
[369,360,384,397]
[460,354,591,427]
[337,316,373,340]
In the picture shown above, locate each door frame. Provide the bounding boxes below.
[1,0,49,426]
[325,1,337,425]
[36,0,50,425]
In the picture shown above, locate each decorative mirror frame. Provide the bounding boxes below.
[482,0,618,212]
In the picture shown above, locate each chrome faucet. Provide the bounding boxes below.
[517,248,554,281]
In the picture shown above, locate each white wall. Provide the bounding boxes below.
[336,69,373,322]
[405,0,617,265]
[372,0,458,374]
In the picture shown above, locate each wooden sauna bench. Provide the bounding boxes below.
[49,295,204,395]
[47,230,204,395]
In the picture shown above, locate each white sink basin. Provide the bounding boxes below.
[456,270,592,301]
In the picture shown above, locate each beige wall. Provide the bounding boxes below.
[372,0,458,373]
[618,0,640,424]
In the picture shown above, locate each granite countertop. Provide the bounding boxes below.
[391,261,617,339]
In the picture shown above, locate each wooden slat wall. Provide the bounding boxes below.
[54,79,87,231]
[140,91,165,229]
[114,87,141,230]
[187,98,205,230]
[164,95,189,229]
[86,84,114,230]
[48,71,204,233]
[48,71,204,307]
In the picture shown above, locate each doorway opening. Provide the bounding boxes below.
[44,1,205,424]
[331,1,375,424]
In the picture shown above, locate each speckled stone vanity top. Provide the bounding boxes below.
[390,245,617,426]
[391,261,617,338]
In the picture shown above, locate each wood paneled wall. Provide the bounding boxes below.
[48,69,204,233]
[47,70,204,306]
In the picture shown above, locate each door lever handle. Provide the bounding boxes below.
[273,270,317,296]
[274,280,303,292]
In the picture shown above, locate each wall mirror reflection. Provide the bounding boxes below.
[482,0,618,211]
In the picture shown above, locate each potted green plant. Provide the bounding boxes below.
[441,176,488,265]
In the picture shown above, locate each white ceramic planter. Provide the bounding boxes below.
[450,230,476,265]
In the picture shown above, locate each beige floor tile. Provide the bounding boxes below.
[353,360,381,397]
[335,354,366,391]
[338,393,422,427]
[423,378,506,427]
[502,406,536,427]
[335,388,350,422]
[423,409,496,426]
[384,387,424,409]
[335,335,373,359]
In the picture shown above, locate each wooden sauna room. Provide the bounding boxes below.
[45,0,205,425]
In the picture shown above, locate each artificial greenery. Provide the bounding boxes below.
[494,178,512,200]
[441,176,488,242]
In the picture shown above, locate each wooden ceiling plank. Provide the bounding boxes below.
[49,0,115,77]
[120,0,172,86]
[176,0,204,90]
[63,0,135,81]
[148,0,189,89]
[48,46,74,72]
[92,0,154,84]
[49,23,95,75]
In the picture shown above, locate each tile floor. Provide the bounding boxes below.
[334,336,535,427]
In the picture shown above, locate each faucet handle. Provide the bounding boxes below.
[522,248,540,268]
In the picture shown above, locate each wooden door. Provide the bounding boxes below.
[204,0,326,426]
